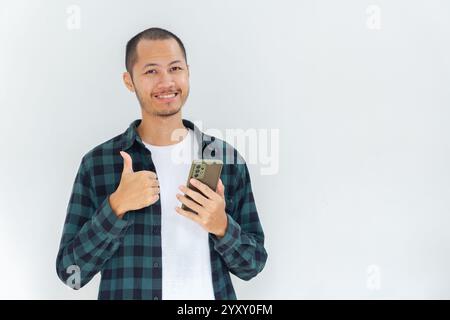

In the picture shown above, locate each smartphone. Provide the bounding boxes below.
[181,159,223,214]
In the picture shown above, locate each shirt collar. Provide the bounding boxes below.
[120,118,219,160]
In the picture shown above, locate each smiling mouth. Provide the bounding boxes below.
[153,92,179,100]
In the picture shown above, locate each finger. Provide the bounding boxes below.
[143,177,159,188]
[175,206,202,224]
[120,151,133,174]
[216,178,225,199]
[189,178,220,201]
[178,185,211,207]
[141,170,158,180]
[176,194,206,215]
[150,186,160,195]
[149,179,159,187]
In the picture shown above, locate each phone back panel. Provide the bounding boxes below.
[181,160,223,213]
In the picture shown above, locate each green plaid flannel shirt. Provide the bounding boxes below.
[56,119,267,300]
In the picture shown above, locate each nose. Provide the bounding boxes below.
[157,70,175,86]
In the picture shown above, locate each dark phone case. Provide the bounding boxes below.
[181,160,223,214]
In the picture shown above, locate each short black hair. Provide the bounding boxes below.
[125,27,187,74]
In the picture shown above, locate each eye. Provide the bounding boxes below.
[170,66,183,72]
[145,69,157,74]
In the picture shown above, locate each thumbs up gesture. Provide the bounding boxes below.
[109,151,160,219]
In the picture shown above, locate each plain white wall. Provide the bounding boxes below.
[1,0,450,299]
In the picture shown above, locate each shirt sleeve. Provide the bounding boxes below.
[210,159,268,281]
[55,156,132,289]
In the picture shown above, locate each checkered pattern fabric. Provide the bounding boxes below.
[56,119,267,300]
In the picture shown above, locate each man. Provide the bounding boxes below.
[56,27,267,300]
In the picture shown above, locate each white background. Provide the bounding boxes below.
[1,0,450,299]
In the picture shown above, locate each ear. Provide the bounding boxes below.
[123,72,135,92]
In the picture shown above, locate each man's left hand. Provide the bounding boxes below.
[175,178,228,238]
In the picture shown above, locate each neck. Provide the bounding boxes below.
[137,112,188,146]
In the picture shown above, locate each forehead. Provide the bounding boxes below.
[135,38,184,66]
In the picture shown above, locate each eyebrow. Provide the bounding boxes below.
[142,60,182,69]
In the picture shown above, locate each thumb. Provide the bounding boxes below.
[216,178,225,199]
[120,151,133,174]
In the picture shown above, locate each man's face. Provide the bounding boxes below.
[124,38,190,117]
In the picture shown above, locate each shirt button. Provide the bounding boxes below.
[153,296,159,300]
[153,262,159,268]
[153,226,160,234]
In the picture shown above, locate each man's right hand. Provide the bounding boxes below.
[109,151,160,219]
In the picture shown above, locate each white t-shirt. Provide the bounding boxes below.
[143,128,215,300]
